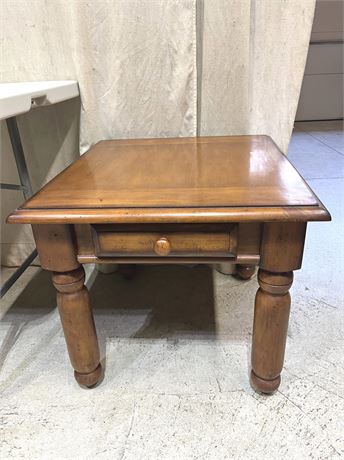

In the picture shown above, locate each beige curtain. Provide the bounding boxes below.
[0,0,315,266]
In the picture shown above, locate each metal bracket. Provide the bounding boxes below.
[1,117,36,298]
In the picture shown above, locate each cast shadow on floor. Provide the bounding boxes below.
[91,264,216,335]
[1,264,254,383]
[88,264,256,385]
[89,264,218,365]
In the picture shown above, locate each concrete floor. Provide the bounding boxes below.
[1,121,343,459]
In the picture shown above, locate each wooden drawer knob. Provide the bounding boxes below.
[154,237,171,256]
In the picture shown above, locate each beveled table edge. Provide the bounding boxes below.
[7,204,331,224]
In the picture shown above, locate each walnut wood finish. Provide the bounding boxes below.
[251,269,293,393]
[8,206,329,224]
[236,264,256,280]
[6,136,331,392]
[92,223,237,258]
[11,136,318,208]
[7,136,330,224]
[250,222,307,393]
[32,224,101,387]
[260,222,307,272]
[52,267,101,387]
[32,224,79,272]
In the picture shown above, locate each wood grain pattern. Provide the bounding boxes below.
[92,223,237,258]
[260,222,307,272]
[32,224,79,272]
[5,135,332,393]
[250,222,307,394]
[74,224,260,265]
[74,224,94,257]
[52,266,101,388]
[7,205,330,224]
[7,135,330,224]
[237,223,262,255]
[251,269,293,393]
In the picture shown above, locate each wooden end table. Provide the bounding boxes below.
[7,136,330,393]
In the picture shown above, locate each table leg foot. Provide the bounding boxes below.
[52,266,101,388]
[75,363,103,388]
[250,370,280,394]
[236,264,256,280]
[251,268,293,394]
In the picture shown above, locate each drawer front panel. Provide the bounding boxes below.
[92,224,237,258]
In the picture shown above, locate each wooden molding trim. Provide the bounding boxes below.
[7,205,330,225]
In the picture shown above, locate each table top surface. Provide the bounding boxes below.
[8,136,330,224]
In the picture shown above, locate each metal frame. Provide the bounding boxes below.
[0,117,38,298]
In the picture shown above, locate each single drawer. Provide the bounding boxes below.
[92,224,237,258]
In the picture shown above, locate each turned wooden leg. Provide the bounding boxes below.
[52,266,101,387]
[32,224,102,388]
[236,264,255,280]
[250,269,293,393]
[250,222,306,394]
